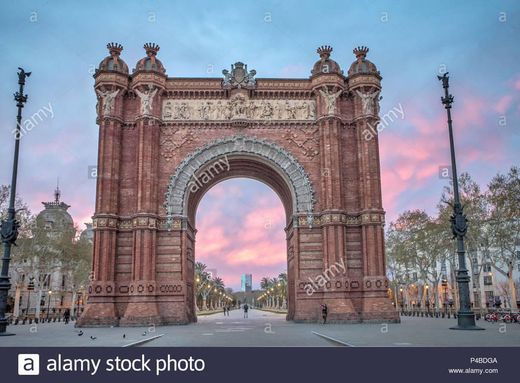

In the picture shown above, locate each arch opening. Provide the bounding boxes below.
[194,178,288,317]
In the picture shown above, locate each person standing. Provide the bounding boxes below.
[243,303,249,318]
[321,303,328,324]
[63,308,71,324]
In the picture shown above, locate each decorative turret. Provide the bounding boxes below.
[134,43,166,74]
[347,46,381,118]
[311,45,343,76]
[348,46,379,76]
[97,42,129,74]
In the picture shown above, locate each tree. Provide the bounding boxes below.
[260,277,270,290]
[0,184,34,238]
[486,166,520,309]
[195,262,210,310]
[386,210,451,309]
[439,172,493,308]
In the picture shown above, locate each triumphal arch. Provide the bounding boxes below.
[77,42,399,326]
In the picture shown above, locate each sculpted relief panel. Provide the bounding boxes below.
[162,95,316,121]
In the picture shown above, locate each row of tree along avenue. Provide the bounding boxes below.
[194,262,233,311]
[258,273,288,310]
[386,166,520,313]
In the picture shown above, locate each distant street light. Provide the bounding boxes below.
[46,290,52,320]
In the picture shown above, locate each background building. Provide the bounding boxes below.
[7,187,92,320]
[241,274,252,292]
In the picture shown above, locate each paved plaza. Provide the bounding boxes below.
[1,309,519,347]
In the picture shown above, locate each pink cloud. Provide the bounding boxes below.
[494,95,513,114]
[514,77,520,91]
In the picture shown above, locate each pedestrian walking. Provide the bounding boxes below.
[321,303,328,324]
[63,308,71,324]
[243,303,249,318]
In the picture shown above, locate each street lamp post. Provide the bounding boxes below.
[442,278,448,316]
[46,290,52,321]
[0,68,31,336]
[425,285,430,315]
[25,289,30,321]
[438,73,483,330]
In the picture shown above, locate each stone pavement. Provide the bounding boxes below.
[1,308,519,347]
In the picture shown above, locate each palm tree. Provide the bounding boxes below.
[195,262,211,310]
[277,272,288,309]
[260,277,270,290]
[210,277,225,308]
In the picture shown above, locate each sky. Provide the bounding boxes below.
[0,1,518,290]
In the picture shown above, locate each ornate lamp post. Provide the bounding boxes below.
[0,68,31,336]
[438,73,483,330]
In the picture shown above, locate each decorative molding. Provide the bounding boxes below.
[160,127,195,161]
[162,96,316,121]
[164,135,316,227]
[296,213,361,228]
[92,217,118,229]
[283,127,319,159]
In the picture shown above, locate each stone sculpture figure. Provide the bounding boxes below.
[306,101,316,119]
[96,88,119,116]
[135,85,158,115]
[260,101,274,119]
[356,90,380,115]
[319,87,342,115]
[199,102,212,120]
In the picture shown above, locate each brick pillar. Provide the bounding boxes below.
[313,86,359,322]
[77,116,122,326]
[318,117,345,268]
[354,88,399,322]
[120,116,162,325]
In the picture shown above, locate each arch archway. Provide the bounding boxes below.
[79,46,399,327]
[164,135,316,224]
[164,136,315,321]
[194,178,288,316]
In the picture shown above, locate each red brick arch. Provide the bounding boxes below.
[77,45,399,326]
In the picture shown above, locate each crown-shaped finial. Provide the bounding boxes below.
[107,42,123,55]
[317,45,333,59]
[106,42,123,65]
[144,43,160,56]
[353,46,369,59]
